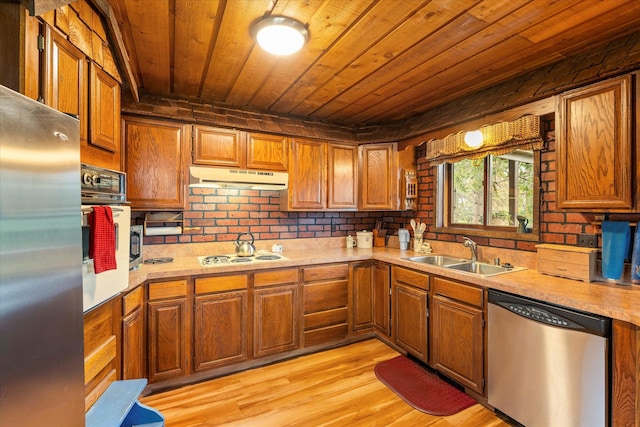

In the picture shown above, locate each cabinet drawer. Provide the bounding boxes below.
[304,307,348,330]
[148,280,187,301]
[254,268,298,287]
[303,264,348,282]
[304,324,349,347]
[122,286,144,316]
[432,277,483,308]
[195,275,248,294]
[304,281,348,313]
[393,266,429,290]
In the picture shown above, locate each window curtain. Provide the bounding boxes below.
[424,114,544,166]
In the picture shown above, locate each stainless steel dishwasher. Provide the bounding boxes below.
[488,289,611,427]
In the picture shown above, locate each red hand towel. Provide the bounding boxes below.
[89,206,117,274]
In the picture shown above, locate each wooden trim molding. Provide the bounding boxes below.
[611,320,639,426]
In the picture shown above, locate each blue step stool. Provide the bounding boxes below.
[86,379,164,427]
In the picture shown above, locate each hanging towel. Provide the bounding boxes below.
[89,206,117,274]
[631,226,640,284]
[601,221,630,280]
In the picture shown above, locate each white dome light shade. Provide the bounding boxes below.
[253,16,309,56]
[464,130,484,148]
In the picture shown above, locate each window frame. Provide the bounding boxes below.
[435,151,541,241]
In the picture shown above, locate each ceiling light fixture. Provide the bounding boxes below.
[252,16,309,56]
[464,130,484,148]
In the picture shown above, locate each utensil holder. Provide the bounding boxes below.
[413,234,423,252]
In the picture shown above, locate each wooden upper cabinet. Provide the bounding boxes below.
[43,24,121,171]
[123,116,191,210]
[89,63,120,153]
[193,126,243,168]
[193,126,288,171]
[282,139,357,211]
[284,138,326,210]
[246,132,288,171]
[327,143,358,210]
[556,74,634,211]
[359,143,398,210]
[43,26,88,143]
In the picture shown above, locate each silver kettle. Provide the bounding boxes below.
[235,232,255,257]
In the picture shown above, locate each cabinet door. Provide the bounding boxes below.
[394,283,428,362]
[122,307,145,380]
[246,133,288,171]
[286,138,326,210]
[253,284,300,358]
[431,295,484,393]
[351,261,374,333]
[194,291,248,371]
[123,116,191,210]
[44,26,87,142]
[557,75,633,210]
[89,63,120,152]
[327,143,358,210]
[193,126,243,168]
[373,262,390,337]
[85,62,121,170]
[359,143,397,210]
[148,299,188,382]
[121,286,145,380]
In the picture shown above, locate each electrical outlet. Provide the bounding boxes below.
[577,233,597,248]
[331,223,337,232]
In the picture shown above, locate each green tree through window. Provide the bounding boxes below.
[447,150,534,231]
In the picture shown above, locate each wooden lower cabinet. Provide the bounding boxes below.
[121,287,145,380]
[302,264,349,347]
[253,268,300,358]
[373,262,391,337]
[193,275,249,371]
[351,261,374,333]
[392,267,429,362]
[430,277,484,394]
[147,280,190,383]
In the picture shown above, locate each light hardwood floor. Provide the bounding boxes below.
[140,339,510,426]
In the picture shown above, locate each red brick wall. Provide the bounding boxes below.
[142,192,388,244]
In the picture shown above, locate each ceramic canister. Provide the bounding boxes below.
[356,231,373,248]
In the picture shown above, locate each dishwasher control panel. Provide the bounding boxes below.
[488,289,610,336]
[506,303,579,328]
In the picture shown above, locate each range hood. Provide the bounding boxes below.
[189,167,289,190]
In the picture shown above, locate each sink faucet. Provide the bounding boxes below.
[462,236,478,262]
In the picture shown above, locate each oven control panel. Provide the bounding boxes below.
[81,163,126,204]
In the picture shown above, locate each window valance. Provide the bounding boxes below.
[424,114,544,166]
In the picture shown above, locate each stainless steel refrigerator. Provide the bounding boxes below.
[0,85,85,426]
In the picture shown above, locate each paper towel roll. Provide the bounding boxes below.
[145,226,183,236]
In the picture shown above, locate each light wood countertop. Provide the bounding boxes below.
[128,246,639,326]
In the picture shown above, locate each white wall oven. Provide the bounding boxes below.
[81,164,130,312]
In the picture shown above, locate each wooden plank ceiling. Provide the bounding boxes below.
[106,0,640,125]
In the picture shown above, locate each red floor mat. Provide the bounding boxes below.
[374,355,476,416]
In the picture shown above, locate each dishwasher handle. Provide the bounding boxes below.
[488,289,610,337]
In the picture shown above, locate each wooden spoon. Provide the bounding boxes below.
[410,219,416,232]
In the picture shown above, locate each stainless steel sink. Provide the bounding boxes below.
[403,255,468,266]
[446,261,524,276]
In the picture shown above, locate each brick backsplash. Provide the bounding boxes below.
[142,193,388,245]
